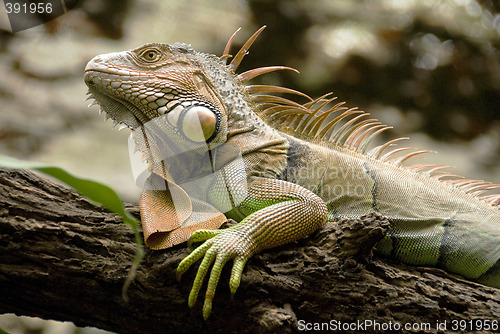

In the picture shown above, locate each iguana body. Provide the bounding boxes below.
[84,27,500,319]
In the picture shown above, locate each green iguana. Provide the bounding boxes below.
[84,26,500,319]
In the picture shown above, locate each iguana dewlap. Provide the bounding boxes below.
[84,27,500,319]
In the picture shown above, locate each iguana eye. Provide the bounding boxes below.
[141,49,160,62]
[165,104,217,142]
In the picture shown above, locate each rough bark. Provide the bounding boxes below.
[0,169,499,334]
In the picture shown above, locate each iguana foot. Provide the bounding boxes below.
[176,227,255,320]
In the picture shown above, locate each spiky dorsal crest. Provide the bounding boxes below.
[221,27,500,206]
[222,26,299,83]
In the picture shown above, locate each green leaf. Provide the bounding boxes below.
[0,328,10,334]
[0,154,143,299]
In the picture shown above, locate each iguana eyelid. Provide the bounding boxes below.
[140,48,161,62]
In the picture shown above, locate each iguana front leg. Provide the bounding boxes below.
[176,177,328,319]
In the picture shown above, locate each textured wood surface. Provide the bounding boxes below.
[0,169,498,333]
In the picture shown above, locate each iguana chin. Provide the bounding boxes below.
[84,26,500,319]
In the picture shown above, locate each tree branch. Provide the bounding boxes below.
[0,169,499,333]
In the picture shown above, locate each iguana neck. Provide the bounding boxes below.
[222,92,289,179]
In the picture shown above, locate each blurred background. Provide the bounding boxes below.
[0,0,498,332]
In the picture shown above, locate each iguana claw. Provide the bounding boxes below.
[176,227,254,320]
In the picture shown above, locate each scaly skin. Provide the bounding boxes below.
[84,28,500,319]
[177,178,326,318]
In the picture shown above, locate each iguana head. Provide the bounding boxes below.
[84,26,301,148]
[84,41,234,145]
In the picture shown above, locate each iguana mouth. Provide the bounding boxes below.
[84,68,145,130]
[85,89,142,131]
